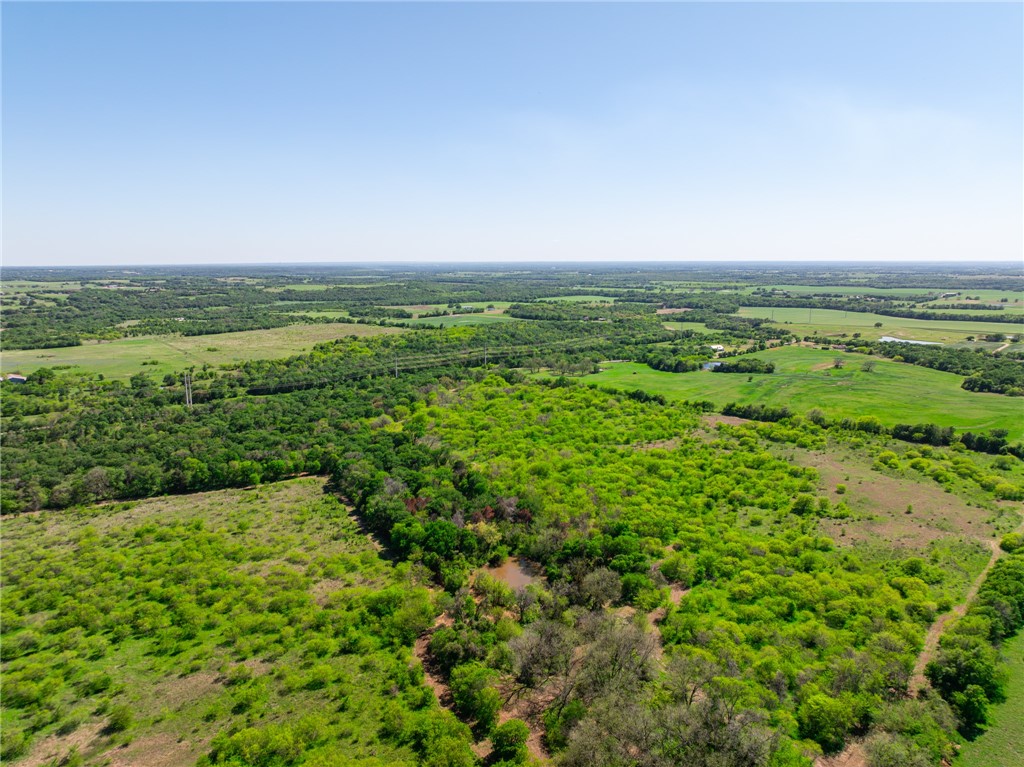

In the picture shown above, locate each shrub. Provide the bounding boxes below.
[798,693,853,753]
[491,719,530,763]
[105,704,134,733]
[1000,532,1023,553]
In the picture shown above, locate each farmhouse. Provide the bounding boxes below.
[5,374,27,384]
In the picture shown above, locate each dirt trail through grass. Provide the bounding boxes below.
[815,523,1022,767]
[910,522,1023,692]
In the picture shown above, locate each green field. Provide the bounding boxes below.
[0,323,402,379]
[388,301,514,315]
[662,321,714,334]
[1,280,87,294]
[957,631,1024,767]
[913,305,1024,315]
[920,288,1024,305]
[738,306,1024,343]
[403,313,517,327]
[542,295,618,303]
[579,346,1024,439]
[748,284,933,298]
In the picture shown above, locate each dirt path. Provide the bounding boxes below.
[413,613,454,706]
[815,740,868,767]
[909,531,1016,691]
[816,526,1019,767]
[413,613,550,763]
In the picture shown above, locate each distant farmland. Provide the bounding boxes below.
[738,306,1024,343]
[0,322,403,379]
[581,346,1024,440]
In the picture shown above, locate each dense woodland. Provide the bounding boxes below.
[2,264,1023,767]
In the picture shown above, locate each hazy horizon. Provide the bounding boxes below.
[4,3,1022,267]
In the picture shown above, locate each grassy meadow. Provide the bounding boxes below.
[580,346,1024,439]
[0,323,403,379]
[738,306,1024,343]
[956,631,1024,767]
[402,312,517,327]
[661,320,714,333]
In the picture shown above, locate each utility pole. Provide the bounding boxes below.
[484,346,488,366]
[394,356,399,378]
[184,373,193,409]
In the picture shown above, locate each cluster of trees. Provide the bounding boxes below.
[637,338,713,373]
[927,303,1007,311]
[346,306,415,319]
[504,302,653,322]
[711,358,776,374]
[854,342,1024,396]
[420,378,995,762]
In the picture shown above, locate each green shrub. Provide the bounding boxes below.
[105,703,134,733]
[1000,532,1023,553]
[798,693,853,753]
[490,718,530,763]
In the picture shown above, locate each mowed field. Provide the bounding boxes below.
[403,313,517,327]
[957,631,1024,767]
[738,306,1024,343]
[581,346,1024,440]
[0,323,402,379]
[662,321,715,334]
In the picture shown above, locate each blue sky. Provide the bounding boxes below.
[3,2,1021,265]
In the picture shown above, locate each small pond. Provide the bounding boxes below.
[878,336,942,346]
[483,557,540,589]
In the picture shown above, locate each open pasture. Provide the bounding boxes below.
[0,322,402,379]
[581,346,1024,439]
[747,284,933,298]
[956,631,1024,767]
[388,301,513,315]
[738,306,1024,343]
[662,321,714,334]
[402,312,517,327]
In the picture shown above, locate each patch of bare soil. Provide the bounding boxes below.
[790,448,993,549]
[310,577,347,605]
[21,723,105,767]
[668,585,691,605]
[701,413,753,428]
[153,671,220,710]
[815,739,868,767]
[656,307,693,315]
[413,613,455,707]
[104,732,205,767]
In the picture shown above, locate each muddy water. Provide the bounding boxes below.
[484,558,540,589]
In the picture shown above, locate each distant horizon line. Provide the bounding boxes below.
[3,259,1023,271]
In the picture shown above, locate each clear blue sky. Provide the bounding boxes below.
[3,2,1021,265]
